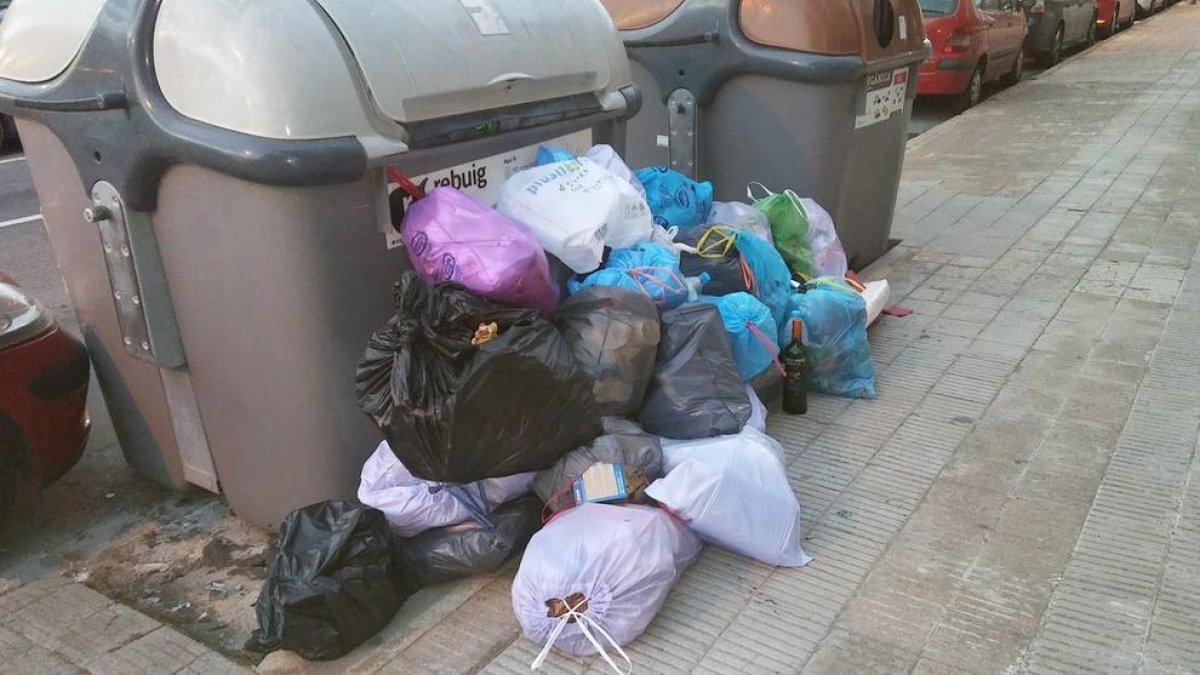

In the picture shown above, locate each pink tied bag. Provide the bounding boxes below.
[395,178,560,317]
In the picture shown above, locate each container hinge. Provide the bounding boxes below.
[86,181,187,368]
[666,89,698,178]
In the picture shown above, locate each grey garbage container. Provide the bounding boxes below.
[0,0,637,527]
[602,0,928,270]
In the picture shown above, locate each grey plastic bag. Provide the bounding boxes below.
[555,286,661,416]
[533,417,664,507]
[638,303,752,439]
[394,495,543,588]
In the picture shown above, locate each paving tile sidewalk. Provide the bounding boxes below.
[4,6,1200,674]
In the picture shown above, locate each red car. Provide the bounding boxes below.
[1095,0,1135,37]
[0,274,90,521]
[918,0,1029,111]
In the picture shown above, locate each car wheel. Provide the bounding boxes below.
[1086,13,1098,45]
[1001,48,1024,86]
[1040,25,1065,66]
[952,64,984,113]
[0,116,8,150]
[0,418,31,530]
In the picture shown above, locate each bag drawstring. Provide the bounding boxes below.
[627,268,688,308]
[696,226,735,259]
[531,596,633,675]
[746,181,774,202]
[386,166,426,201]
[746,321,786,376]
[434,482,495,531]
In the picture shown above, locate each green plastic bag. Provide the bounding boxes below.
[749,183,815,279]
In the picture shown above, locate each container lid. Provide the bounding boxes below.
[0,0,106,83]
[152,0,632,141]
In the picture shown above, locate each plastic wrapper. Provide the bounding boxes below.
[568,243,689,311]
[778,279,877,399]
[554,288,661,416]
[638,303,752,440]
[357,441,534,537]
[512,504,701,661]
[648,428,812,567]
[246,501,412,661]
[635,166,713,229]
[497,157,652,272]
[533,417,664,508]
[745,385,768,433]
[356,273,602,483]
[400,187,559,316]
[702,292,779,382]
[707,200,773,244]
[394,495,543,587]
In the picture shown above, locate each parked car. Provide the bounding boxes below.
[1026,0,1098,66]
[1096,0,1136,35]
[0,274,91,523]
[1134,0,1161,17]
[918,0,1028,111]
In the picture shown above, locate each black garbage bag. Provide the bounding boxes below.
[677,227,752,297]
[394,495,543,587]
[357,272,602,483]
[638,303,752,439]
[555,287,661,416]
[533,417,663,508]
[246,501,412,661]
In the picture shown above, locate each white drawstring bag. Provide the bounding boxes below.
[357,441,534,537]
[513,504,701,670]
[497,157,653,273]
[649,428,812,567]
[585,144,646,200]
[745,385,768,433]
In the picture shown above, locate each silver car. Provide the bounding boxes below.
[1024,0,1098,66]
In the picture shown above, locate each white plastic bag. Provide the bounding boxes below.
[357,441,534,537]
[648,428,812,567]
[497,157,653,273]
[585,144,646,199]
[707,201,773,244]
[796,197,849,279]
[745,385,767,433]
[512,504,701,666]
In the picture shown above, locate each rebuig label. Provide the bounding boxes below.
[855,67,910,130]
[384,128,593,249]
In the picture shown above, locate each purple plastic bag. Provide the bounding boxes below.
[402,187,560,316]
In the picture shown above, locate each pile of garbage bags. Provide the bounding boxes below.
[249,144,887,667]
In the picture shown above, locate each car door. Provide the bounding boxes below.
[996,0,1026,65]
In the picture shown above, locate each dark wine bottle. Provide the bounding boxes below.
[782,318,809,415]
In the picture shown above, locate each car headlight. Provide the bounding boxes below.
[0,282,55,350]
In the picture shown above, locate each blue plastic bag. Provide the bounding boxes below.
[568,243,689,310]
[702,292,780,382]
[691,226,791,333]
[536,145,576,166]
[778,279,877,399]
[635,167,713,229]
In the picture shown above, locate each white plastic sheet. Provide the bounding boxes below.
[745,384,767,433]
[357,441,534,537]
[648,428,812,567]
[512,504,701,664]
[707,200,773,244]
[497,157,653,273]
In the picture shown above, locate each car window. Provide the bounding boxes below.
[919,0,958,15]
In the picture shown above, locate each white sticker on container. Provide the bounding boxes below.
[382,128,593,249]
[656,134,670,148]
[899,16,907,40]
[460,0,510,36]
[854,67,910,130]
